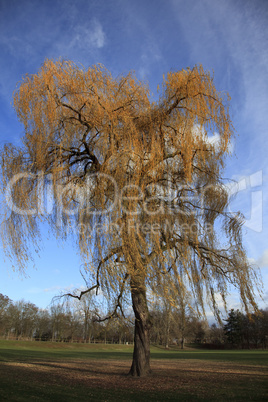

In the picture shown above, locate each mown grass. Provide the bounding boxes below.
[0,339,134,362]
[0,340,267,401]
[0,339,267,365]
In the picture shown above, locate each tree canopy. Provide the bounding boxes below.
[0,59,261,376]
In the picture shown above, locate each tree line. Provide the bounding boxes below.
[1,293,266,348]
[223,308,268,349]
[0,292,130,344]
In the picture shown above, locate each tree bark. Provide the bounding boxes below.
[165,304,171,349]
[129,276,152,377]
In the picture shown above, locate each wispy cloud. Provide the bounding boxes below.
[171,0,268,152]
[116,1,163,80]
[138,40,162,80]
[0,17,105,60]
[0,1,106,101]
[250,249,268,268]
[43,286,62,293]
[55,18,106,55]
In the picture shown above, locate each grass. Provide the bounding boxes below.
[0,340,267,401]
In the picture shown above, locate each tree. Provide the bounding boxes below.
[4,300,38,339]
[67,290,98,343]
[224,309,244,347]
[258,309,268,349]
[19,301,38,339]
[173,288,196,349]
[0,59,262,376]
[224,308,268,349]
[50,303,69,341]
[208,323,225,345]
[34,308,53,341]
[0,293,12,336]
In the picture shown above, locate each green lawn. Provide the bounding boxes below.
[0,340,267,401]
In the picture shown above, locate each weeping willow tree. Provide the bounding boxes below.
[1,60,261,376]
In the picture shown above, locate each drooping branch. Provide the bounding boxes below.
[60,284,99,301]
[93,272,129,322]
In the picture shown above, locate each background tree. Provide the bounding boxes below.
[149,271,196,349]
[173,295,197,349]
[0,60,262,376]
[0,293,266,348]
[223,308,268,349]
[258,309,268,349]
[65,290,99,343]
[34,309,53,341]
[208,323,225,345]
[224,309,245,347]
[3,300,38,339]
[20,301,38,339]
[50,303,67,341]
[0,293,11,336]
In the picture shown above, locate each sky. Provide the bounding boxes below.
[0,0,267,317]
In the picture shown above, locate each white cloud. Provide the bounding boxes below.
[171,0,268,153]
[51,18,106,58]
[43,286,62,293]
[248,249,268,270]
[256,249,268,268]
[138,41,162,79]
[70,19,105,50]
[0,15,105,62]
[26,287,44,294]
[192,125,234,154]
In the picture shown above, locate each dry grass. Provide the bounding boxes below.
[1,357,267,400]
[0,342,267,401]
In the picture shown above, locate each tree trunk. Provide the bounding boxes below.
[129,276,151,377]
[165,305,171,349]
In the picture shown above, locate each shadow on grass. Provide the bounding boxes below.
[0,342,267,401]
[0,360,267,402]
[0,362,203,402]
[1,345,268,366]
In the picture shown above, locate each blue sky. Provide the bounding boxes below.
[0,0,267,315]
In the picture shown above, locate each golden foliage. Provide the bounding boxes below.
[1,59,261,318]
